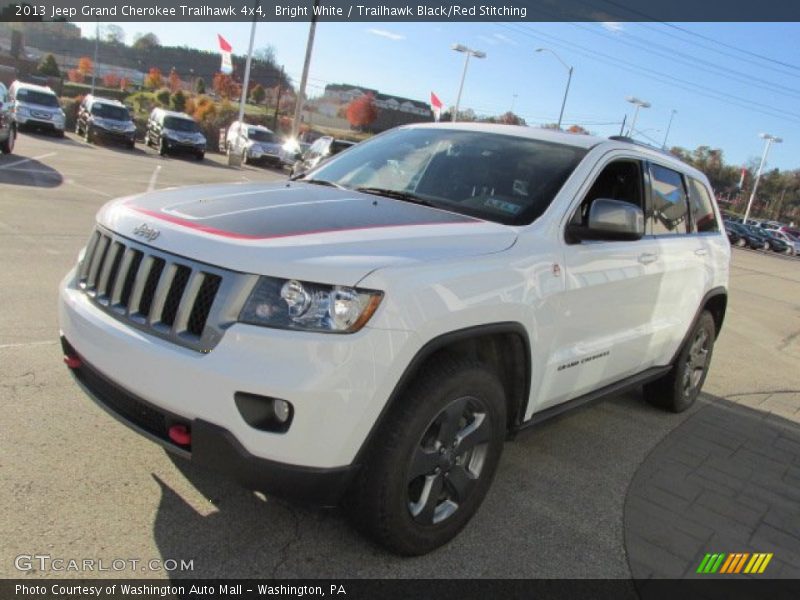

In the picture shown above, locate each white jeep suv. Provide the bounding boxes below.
[59,124,729,555]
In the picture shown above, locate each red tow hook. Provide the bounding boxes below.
[63,354,82,369]
[168,424,191,446]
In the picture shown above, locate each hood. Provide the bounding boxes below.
[98,182,518,285]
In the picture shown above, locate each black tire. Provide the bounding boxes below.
[1,127,15,154]
[85,126,94,144]
[644,311,716,413]
[55,129,64,138]
[346,357,507,555]
[159,138,168,156]
[74,121,82,135]
[195,151,204,161]
[127,140,136,150]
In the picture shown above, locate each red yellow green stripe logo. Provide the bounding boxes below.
[696,552,773,574]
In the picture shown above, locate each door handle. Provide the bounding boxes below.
[638,252,658,264]
[694,248,708,256]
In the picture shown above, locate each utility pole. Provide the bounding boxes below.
[273,65,284,132]
[292,0,319,139]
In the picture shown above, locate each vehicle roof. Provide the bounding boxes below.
[86,95,125,107]
[402,122,707,182]
[152,108,195,120]
[236,122,274,133]
[12,81,56,94]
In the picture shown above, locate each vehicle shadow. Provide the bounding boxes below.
[20,130,87,148]
[149,388,704,579]
[0,154,62,188]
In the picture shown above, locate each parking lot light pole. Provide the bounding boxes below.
[743,133,783,225]
[662,109,677,149]
[451,44,485,122]
[626,96,651,137]
[91,20,99,94]
[535,48,573,130]
[229,12,258,166]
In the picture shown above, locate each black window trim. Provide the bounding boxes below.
[562,154,648,245]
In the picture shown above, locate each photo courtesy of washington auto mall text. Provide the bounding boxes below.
[2,0,800,598]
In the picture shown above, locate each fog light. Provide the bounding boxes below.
[234,392,293,433]
[274,399,290,423]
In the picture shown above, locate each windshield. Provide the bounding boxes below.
[248,128,277,143]
[17,89,60,108]
[164,116,199,132]
[307,128,587,225]
[92,103,131,121]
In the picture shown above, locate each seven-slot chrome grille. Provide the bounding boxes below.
[77,227,255,353]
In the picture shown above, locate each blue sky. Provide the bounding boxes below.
[80,21,800,171]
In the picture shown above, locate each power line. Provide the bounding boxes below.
[501,23,800,124]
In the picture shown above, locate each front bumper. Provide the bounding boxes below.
[64,338,356,506]
[59,268,416,471]
[92,125,135,143]
[15,114,64,131]
[164,137,205,153]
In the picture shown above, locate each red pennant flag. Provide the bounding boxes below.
[430,91,443,121]
[217,34,233,53]
[217,34,233,74]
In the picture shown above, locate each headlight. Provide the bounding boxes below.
[239,277,383,333]
[125,122,136,132]
[16,106,29,116]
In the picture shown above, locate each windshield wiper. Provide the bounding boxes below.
[354,187,435,207]
[296,178,347,190]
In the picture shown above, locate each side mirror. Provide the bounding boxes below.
[567,198,645,242]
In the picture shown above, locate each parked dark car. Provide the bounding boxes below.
[728,223,768,250]
[763,229,795,255]
[75,95,136,149]
[724,223,743,247]
[290,136,355,177]
[145,107,206,160]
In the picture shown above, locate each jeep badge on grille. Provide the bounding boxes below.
[132,223,160,242]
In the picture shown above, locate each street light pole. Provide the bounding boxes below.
[662,109,677,149]
[91,20,99,94]
[743,133,783,225]
[626,96,651,137]
[451,44,486,122]
[292,0,319,139]
[535,48,572,130]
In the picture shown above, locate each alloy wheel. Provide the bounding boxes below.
[682,328,710,399]
[407,396,491,525]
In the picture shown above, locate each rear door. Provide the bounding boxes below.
[646,162,707,366]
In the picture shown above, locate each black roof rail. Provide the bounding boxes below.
[608,135,675,157]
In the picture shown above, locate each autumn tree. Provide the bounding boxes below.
[37,54,60,77]
[250,83,266,105]
[119,77,131,91]
[133,32,160,51]
[168,69,182,93]
[346,93,378,129]
[77,56,93,78]
[144,67,163,90]
[102,72,121,88]
[566,124,590,134]
[102,24,125,45]
[67,69,84,83]
[499,111,525,126]
[213,72,239,100]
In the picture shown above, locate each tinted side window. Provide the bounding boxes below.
[688,178,720,233]
[649,164,689,235]
[570,159,644,227]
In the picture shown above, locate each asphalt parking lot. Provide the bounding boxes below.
[1,132,799,580]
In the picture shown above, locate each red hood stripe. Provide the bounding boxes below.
[128,206,479,240]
